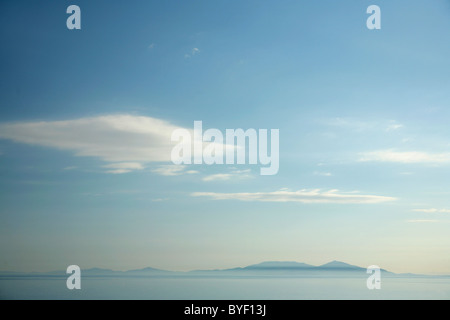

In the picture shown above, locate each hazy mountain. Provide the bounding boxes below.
[125,267,173,275]
[83,268,119,275]
[242,261,315,270]
[0,260,411,277]
[316,260,365,271]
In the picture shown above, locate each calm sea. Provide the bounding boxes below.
[1,276,449,300]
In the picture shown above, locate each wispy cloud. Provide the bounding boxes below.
[63,166,78,171]
[407,219,439,223]
[413,208,450,213]
[202,174,234,182]
[151,165,198,176]
[152,198,169,202]
[0,114,210,174]
[0,114,180,163]
[324,118,403,133]
[313,171,332,177]
[103,162,145,174]
[385,122,404,132]
[185,47,200,58]
[359,150,450,164]
[192,189,396,204]
[202,169,252,182]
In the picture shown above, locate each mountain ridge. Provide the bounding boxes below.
[0,260,443,277]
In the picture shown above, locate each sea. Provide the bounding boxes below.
[1,275,449,300]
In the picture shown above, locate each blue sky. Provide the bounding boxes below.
[1,0,450,274]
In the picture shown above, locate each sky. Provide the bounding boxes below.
[0,0,450,275]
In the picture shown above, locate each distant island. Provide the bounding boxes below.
[2,260,446,278]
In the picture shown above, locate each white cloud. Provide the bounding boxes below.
[151,165,198,176]
[407,219,439,223]
[185,48,200,58]
[324,118,403,133]
[0,114,238,175]
[191,189,396,204]
[103,162,145,174]
[63,166,78,171]
[202,169,252,182]
[359,150,450,164]
[313,171,332,177]
[202,174,233,181]
[0,114,180,162]
[0,114,205,174]
[385,121,404,132]
[413,208,450,213]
